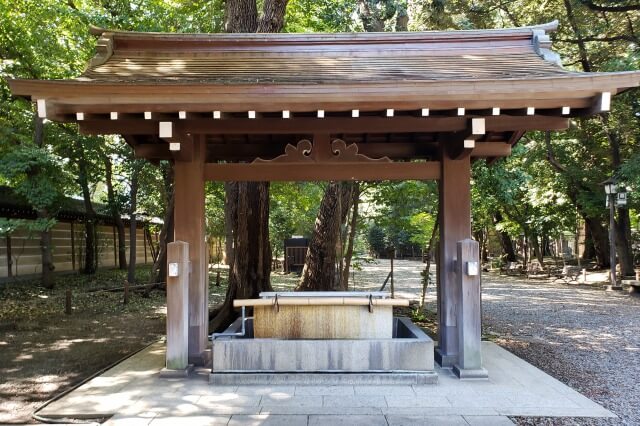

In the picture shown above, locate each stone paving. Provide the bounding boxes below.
[38,339,614,425]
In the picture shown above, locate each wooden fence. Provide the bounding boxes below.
[0,221,154,279]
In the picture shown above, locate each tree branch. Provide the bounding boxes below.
[580,1,640,12]
[557,34,638,43]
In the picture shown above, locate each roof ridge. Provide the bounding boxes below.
[88,21,558,40]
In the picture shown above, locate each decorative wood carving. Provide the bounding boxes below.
[253,138,391,164]
[253,139,313,163]
[330,139,391,163]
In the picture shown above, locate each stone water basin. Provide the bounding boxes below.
[210,292,436,385]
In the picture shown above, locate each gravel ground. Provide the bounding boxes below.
[480,274,640,426]
[347,259,640,425]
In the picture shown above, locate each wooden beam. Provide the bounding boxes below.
[446,118,485,160]
[203,161,440,181]
[136,140,509,161]
[472,142,511,157]
[575,91,612,116]
[78,115,570,136]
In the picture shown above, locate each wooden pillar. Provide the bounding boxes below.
[453,239,487,379]
[161,241,193,375]
[174,135,209,365]
[435,150,471,367]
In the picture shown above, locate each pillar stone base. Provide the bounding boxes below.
[453,364,488,380]
[605,285,623,291]
[160,364,194,379]
[434,348,457,368]
[189,348,212,367]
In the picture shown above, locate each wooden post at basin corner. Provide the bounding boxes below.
[173,135,209,366]
[435,149,472,368]
[162,241,192,375]
[453,239,488,379]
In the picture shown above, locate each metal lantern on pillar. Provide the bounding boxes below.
[616,189,628,207]
[601,177,621,290]
[603,179,617,195]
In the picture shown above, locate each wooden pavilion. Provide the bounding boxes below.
[10,21,640,375]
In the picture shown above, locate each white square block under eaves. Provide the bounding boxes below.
[159,121,173,138]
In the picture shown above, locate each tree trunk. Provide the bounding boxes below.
[601,115,635,276]
[358,0,385,32]
[297,182,353,291]
[38,209,55,289]
[493,212,517,262]
[522,235,529,269]
[103,154,127,269]
[75,141,98,275]
[224,181,236,266]
[615,208,635,276]
[210,0,287,332]
[32,114,56,287]
[340,183,360,289]
[225,0,258,32]
[146,163,174,293]
[585,216,610,267]
[530,234,544,265]
[210,181,272,332]
[256,0,288,32]
[127,163,142,284]
[583,221,596,261]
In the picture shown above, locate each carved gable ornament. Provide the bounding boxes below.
[253,139,391,164]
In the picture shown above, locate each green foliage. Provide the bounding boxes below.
[286,0,357,32]
[364,181,437,255]
[367,225,387,256]
[0,144,69,211]
[269,182,325,257]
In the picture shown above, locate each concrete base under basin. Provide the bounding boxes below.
[210,316,436,385]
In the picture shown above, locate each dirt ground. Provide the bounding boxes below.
[0,267,168,424]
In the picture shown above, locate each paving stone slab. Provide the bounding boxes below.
[295,385,355,396]
[260,395,323,407]
[382,407,500,416]
[309,414,388,426]
[104,411,158,426]
[385,396,451,408]
[260,406,383,415]
[235,386,295,396]
[463,415,515,425]
[385,415,468,425]
[197,394,261,407]
[323,395,387,407]
[148,415,230,425]
[228,414,308,426]
[354,385,416,396]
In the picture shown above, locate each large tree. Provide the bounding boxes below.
[297,182,355,291]
[209,0,289,332]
